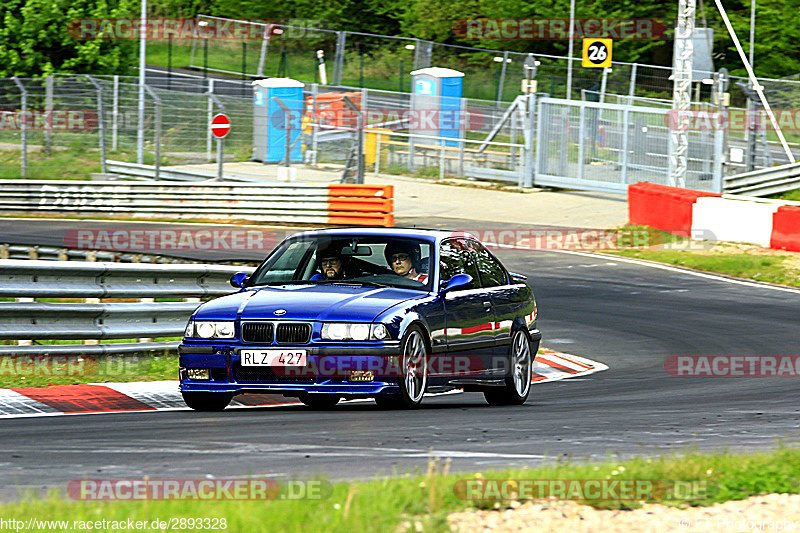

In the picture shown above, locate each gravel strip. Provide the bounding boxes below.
[447,493,800,532]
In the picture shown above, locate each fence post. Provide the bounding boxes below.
[144,86,162,179]
[628,64,638,100]
[713,127,724,193]
[599,68,609,103]
[86,76,108,175]
[621,103,631,185]
[375,132,382,175]
[334,31,346,86]
[523,93,536,188]
[207,79,215,161]
[533,97,544,186]
[45,76,53,151]
[496,51,509,106]
[577,102,585,182]
[310,83,319,166]
[112,75,119,151]
[11,77,27,178]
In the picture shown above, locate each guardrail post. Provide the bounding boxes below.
[86,76,108,175]
[11,77,27,178]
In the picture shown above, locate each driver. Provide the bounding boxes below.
[384,241,428,283]
[315,242,360,280]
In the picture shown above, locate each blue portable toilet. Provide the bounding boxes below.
[409,67,464,147]
[252,78,305,163]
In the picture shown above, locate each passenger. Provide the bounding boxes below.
[384,242,428,283]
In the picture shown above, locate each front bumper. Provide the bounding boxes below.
[179,341,402,396]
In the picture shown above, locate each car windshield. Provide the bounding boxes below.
[247,235,434,291]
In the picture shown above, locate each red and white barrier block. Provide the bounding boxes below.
[0,350,607,418]
[629,182,800,251]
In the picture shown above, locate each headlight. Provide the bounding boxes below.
[190,321,235,339]
[321,323,391,341]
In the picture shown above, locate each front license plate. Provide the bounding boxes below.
[241,350,307,367]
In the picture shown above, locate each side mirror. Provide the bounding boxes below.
[440,273,473,294]
[230,272,250,289]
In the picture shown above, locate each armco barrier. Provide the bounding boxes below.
[628,182,721,233]
[771,206,800,252]
[0,181,394,227]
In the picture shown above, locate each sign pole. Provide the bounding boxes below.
[217,137,224,180]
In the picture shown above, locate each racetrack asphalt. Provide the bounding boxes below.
[1,217,799,501]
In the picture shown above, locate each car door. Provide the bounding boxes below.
[439,238,496,377]
[469,239,529,374]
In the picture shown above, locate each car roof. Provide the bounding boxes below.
[286,227,476,243]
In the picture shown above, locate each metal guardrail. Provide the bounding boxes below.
[0,260,254,299]
[0,260,255,356]
[723,161,800,196]
[0,180,394,226]
[104,161,260,183]
[0,244,197,264]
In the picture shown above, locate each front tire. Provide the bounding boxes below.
[182,392,233,411]
[375,326,428,409]
[484,330,532,406]
[299,394,340,410]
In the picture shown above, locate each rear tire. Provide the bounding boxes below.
[182,392,233,411]
[375,326,428,409]
[483,330,532,406]
[299,394,340,409]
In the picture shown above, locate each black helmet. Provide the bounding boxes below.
[384,241,420,269]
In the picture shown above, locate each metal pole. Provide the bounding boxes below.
[207,79,214,161]
[599,68,608,103]
[311,83,319,166]
[670,0,696,187]
[628,63,637,101]
[44,76,53,151]
[217,138,224,179]
[86,76,108,175]
[566,0,576,100]
[713,0,794,162]
[375,132,381,175]
[12,78,27,178]
[496,51,509,105]
[749,0,756,69]
[203,39,208,78]
[342,96,364,183]
[257,24,270,78]
[167,34,172,90]
[137,0,146,164]
[112,75,119,151]
[577,102,585,182]
[144,85,161,178]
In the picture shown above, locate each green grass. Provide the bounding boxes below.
[773,189,800,202]
[601,225,800,288]
[0,353,178,388]
[1,447,799,531]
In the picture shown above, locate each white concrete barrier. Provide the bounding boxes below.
[691,197,780,247]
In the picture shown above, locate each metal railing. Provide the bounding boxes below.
[0,260,255,356]
[724,161,800,196]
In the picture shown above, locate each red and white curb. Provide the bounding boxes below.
[0,350,606,419]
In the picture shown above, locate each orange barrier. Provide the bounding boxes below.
[628,182,720,234]
[770,206,800,252]
[306,92,363,128]
[327,184,394,227]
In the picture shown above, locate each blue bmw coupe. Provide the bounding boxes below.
[179,228,540,410]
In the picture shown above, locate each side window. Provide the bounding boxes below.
[439,239,479,288]
[470,240,508,288]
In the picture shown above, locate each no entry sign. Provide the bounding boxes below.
[210,113,231,139]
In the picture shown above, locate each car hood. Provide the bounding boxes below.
[194,284,426,322]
